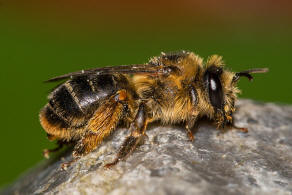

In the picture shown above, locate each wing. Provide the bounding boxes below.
[45,64,169,82]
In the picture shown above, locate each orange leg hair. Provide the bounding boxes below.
[61,90,129,170]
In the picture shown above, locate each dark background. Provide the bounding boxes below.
[0,0,291,188]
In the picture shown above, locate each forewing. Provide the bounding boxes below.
[45,64,163,82]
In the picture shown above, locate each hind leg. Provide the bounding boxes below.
[43,139,65,159]
[61,90,130,170]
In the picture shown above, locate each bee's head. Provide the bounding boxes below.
[203,55,268,128]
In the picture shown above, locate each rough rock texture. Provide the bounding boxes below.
[2,100,292,195]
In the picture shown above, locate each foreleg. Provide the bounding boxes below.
[227,115,248,133]
[185,115,199,142]
[222,115,248,133]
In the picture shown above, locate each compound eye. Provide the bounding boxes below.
[204,69,224,109]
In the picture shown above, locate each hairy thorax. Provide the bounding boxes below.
[133,74,193,124]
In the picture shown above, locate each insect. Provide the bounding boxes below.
[39,51,268,169]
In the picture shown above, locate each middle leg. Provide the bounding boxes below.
[105,103,148,168]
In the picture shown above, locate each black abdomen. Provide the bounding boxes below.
[42,74,120,128]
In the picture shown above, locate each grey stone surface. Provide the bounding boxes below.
[2,99,292,195]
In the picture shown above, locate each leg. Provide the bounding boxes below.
[105,103,148,168]
[61,90,128,170]
[43,140,65,159]
[185,115,198,142]
[185,85,199,141]
[230,124,248,133]
[225,115,248,133]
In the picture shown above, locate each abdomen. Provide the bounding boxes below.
[40,74,120,140]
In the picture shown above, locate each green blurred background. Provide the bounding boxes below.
[0,0,291,188]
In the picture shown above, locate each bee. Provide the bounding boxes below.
[39,51,268,169]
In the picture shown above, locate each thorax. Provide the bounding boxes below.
[133,74,192,124]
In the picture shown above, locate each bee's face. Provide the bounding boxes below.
[203,65,239,127]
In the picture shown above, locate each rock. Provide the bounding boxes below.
[2,99,292,195]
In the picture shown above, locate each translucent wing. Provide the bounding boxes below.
[45,64,168,82]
